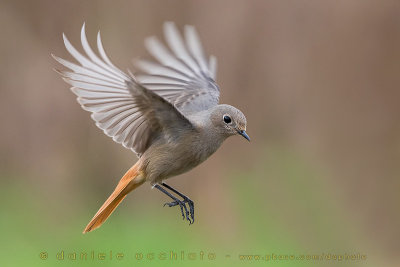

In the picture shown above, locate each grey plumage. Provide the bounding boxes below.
[53,22,247,161]
[136,22,220,115]
[53,22,249,231]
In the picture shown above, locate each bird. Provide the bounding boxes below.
[52,22,250,233]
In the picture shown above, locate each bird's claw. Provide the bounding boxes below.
[163,201,179,207]
[164,197,194,224]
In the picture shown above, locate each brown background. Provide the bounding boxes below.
[0,1,399,266]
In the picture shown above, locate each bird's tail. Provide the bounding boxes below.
[83,162,145,233]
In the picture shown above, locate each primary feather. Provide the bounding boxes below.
[136,22,220,115]
[53,23,194,157]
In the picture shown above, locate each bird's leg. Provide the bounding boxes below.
[161,183,194,224]
[153,184,192,224]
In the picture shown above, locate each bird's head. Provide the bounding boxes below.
[209,104,250,141]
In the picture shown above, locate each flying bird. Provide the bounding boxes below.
[53,22,249,233]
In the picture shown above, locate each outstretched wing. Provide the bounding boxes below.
[53,24,193,157]
[135,22,220,115]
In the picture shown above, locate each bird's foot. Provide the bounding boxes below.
[164,197,194,224]
[155,183,195,225]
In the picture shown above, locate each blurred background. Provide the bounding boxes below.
[0,0,399,266]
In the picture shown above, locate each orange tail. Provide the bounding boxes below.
[83,162,145,233]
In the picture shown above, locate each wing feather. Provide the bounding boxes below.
[53,24,193,156]
[136,22,220,115]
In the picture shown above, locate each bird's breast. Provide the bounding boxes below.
[142,132,223,183]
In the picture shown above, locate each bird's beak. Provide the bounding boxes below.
[238,130,250,141]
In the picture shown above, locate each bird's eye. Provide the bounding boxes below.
[223,115,232,124]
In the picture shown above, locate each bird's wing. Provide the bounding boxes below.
[135,22,220,115]
[53,24,193,157]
